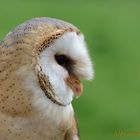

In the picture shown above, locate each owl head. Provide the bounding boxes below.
[1,17,93,108]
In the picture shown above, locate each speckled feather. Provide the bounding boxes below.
[0,17,81,140]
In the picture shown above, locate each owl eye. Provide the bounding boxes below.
[55,54,74,73]
[55,55,67,66]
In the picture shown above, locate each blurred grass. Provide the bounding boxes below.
[0,0,140,139]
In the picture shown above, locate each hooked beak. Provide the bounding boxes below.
[66,75,83,98]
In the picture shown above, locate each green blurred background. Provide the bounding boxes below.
[0,0,140,139]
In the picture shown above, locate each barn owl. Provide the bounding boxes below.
[0,17,93,140]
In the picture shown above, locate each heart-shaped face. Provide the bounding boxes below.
[38,31,93,106]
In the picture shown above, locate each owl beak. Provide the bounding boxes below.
[66,75,83,97]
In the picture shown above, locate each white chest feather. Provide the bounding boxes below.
[0,91,74,140]
[0,68,74,140]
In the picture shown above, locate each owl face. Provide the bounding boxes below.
[38,32,93,106]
